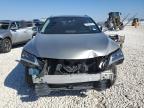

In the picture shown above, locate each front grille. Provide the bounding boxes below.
[45,57,107,75]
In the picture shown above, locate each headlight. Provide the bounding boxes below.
[99,58,109,70]
[109,49,124,65]
[21,50,39,66]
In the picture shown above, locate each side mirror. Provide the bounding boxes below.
[11,27,18,31]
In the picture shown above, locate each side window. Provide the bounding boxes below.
[19,21,26,28]
[19,21,32,28]
[15,21,27,29]
[10,22,17,29]
[15,21,22,29]
[26,22,33,27]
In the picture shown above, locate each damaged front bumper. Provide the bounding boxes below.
[31,69,113,84]
[29,68,114,96]
[20,50,123,85]
[20,49,124,96]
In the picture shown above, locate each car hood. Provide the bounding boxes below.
[24,33,119,59]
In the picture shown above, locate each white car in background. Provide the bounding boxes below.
[20,16,124,96]
[0,20,33,53]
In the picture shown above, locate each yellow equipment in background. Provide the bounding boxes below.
[132,18,139,28]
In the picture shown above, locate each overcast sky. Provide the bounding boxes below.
[0,0,143,21]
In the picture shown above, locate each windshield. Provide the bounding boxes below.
[0,22,9,29]
[41,17,101,34]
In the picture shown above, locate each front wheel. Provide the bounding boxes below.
[0,38,12,53]
[94,65,117,91]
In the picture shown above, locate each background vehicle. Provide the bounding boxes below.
[32,19,44,37]
[20,16,124,96]
[132,18,139,28]
[97,23,125,49]
[104,12,124,30]
[108,34,125,48]
[0,20,33,53]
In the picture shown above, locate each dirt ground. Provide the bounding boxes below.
[0,26,144,108]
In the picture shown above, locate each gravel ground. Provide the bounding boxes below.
[0,26,144,108]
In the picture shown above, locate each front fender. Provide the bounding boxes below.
[0,32,12,42]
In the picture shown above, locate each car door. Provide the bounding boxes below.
[16,21,31,42]
[10,22,24,44]
[18,21,33,41]
[11,21,32,44]
[22,21,33,40]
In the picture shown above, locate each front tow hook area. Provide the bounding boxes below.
[35,84,51,96]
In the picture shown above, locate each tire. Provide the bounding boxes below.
[25,67,34,87]
[0,38,12,53]
[94,65,117,91]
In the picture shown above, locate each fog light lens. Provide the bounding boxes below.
[99,59,108,69]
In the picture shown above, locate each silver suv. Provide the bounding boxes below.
[20,16,124,96]
[0,20,33,53]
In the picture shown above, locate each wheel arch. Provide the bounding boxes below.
[4,36,12,44]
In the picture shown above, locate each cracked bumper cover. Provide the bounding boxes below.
[31,70,113,84]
